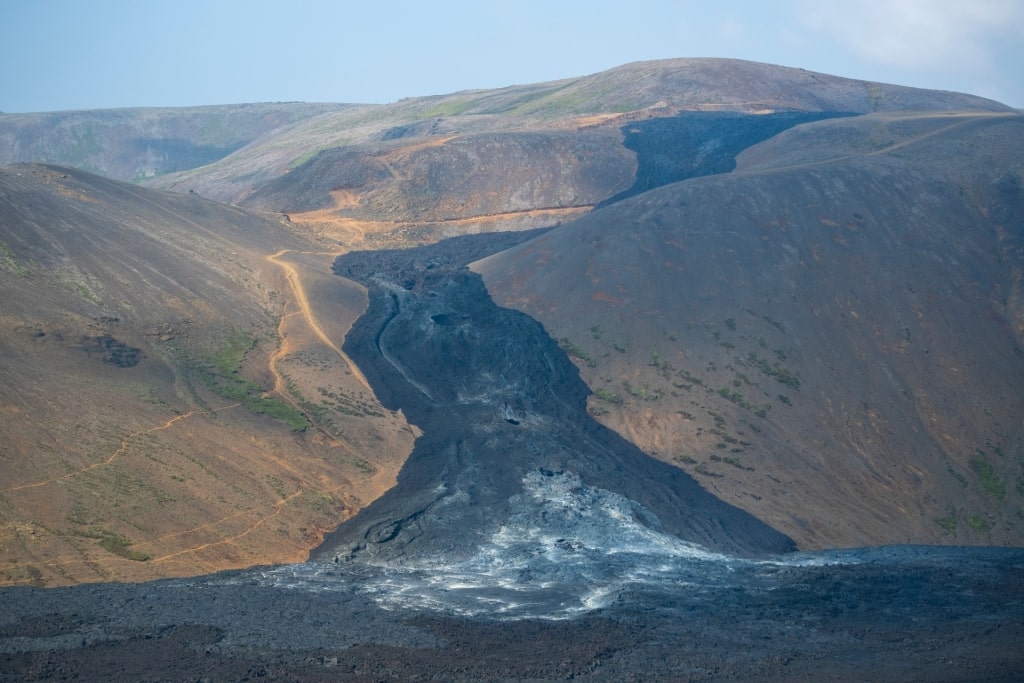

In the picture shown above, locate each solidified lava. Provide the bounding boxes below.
[317,232,795,563]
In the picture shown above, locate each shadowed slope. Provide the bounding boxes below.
[476,111,1024,549]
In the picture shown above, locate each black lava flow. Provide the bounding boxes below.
[319,230,795,567]
[2,231,1023,680]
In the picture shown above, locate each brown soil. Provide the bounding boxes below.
[0,165,415,587]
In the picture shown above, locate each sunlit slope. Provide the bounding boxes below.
[0,164,412,586]
[476,111,1024,549]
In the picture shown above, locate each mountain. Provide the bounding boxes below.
[2,58,1024,681]
[0,164,414,586]
[144,59,1012,244]
[475,110,1024,549]
[0,103,348,182]
[2,58,1022,588]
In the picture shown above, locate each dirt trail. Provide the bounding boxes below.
[1,404,241,494]
[263,247,412,507]
[738,112,1019,177]
[863,111,1015,155]
[126,246,416,567]
[262,248,384,475]
[289,199,590,244]
[149,489,308,564]
[266,249,371,393]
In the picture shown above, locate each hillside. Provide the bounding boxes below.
[145,58,1012,244]
[0,103,348,182]
[475,110,1024,549]
[0,164,413,586]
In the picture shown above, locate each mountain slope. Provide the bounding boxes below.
[0,103,348,182]
[145,59,1012,245]
[475,111,1024,549]
[0,164,413,586]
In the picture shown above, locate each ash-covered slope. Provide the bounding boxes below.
[475,111,1024,550]
[316,235,796,565]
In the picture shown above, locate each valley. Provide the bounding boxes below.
[1,56,1023,679]
[319,233,794,565]
[2,230,1022,680]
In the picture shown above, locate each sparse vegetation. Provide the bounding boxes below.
[746,308,786,333]
[718,386,747,407]
[746,352,800,389]
[317,386,384,417]
[695,463,723,478]
[559,337,597,367]
[184,331,310,431]
[710,454,754,471]
[97,532,151,562]
[210,330,255,375]
[716,387,770,418]
[0,239,29,276]
[676,368,704,388]
[419,98,477,118]
[971,454,1005,501]
[624,381,660,401]
[966,515,993,533]
[594,388,623,404]
[935,513,958,535]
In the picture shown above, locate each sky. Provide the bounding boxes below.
[1,0,1022,113]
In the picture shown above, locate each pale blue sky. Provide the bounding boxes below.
[2,0,1022,113]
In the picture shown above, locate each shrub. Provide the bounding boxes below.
[98,533,151,562]
[971,455,1006,501]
